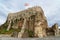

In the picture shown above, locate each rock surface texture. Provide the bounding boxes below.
[6,6,48,38]
[52,23,59,36]
[0,6,59,38]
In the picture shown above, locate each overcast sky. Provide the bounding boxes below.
[0,0,60,27]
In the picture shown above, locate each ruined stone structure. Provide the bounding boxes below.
[0,6,59,38]
[6,6,48,38]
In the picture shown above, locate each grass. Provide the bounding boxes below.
[0,28,13,34]
[0,28,21,34]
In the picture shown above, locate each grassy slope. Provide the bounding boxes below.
[0,21,21,34]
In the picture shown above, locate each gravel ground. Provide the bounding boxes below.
[0,36,60,40]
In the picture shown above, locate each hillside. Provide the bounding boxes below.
[0,6,59,38]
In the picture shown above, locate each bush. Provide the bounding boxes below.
[0,28,14,34]
[25,29,34,37]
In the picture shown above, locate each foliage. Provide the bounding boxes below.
[28,30,34,37]
[25,29,34,37]
[0,28,13,34]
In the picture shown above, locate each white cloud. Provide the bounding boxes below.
[0,0,60,26]
[0,16,6,25]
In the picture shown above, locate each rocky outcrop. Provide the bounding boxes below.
[1,6,59,38]
[46,23,59,36]
[5,6,48,38]
[52,23,59,36]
